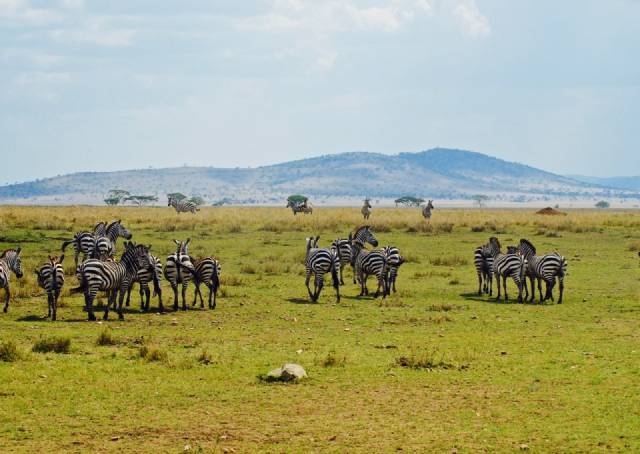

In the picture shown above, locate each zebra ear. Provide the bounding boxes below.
[16,247,21,255]
[173,239,180,245]
[185,238,191,245]
[59,254,65,263]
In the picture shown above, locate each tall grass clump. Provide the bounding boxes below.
[395,348,456,371]
[32,336,71,354]
[139,346,168,363]
[0,341,21,362]
[96,329,118,346]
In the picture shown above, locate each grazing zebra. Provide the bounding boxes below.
[517,239,568,304]
[73,242,152,321]
[381,246,404,294]
[351,239,387,298]
[361,198,372,220]
[422,200,434,219]
[473,243,494,295]
[168,196,199,214]
[35,255,65,320]
[287,200,313,215]
[92,220,132,259]
[164,239,197,311]
[126,255,163,312]
[191,257,221,309]
[348,226,379,284]
[487,237,527,302]
[304,236,340,303]
[0,248,24,313]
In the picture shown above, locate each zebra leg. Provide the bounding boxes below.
[517,279,523,303]
[199,284,205,308]
[138,284,145,311]
[192,282,199,306]
[103,290,114,320]
[494,274,501,301]
[488,272,493,296]
[557,277,564,304]
[171,284,179,311]
[46,293,53,318]
[52,291,59,321]
[305,273,314,301]
[314,275,324,302]
[522,277,529,301]
[503,275,508,301]
[477,271,483,295]
[339,265,344,286]
[181,284,188,310]
[117,289,126,320]
[85,289,97,321]
[547,280,556,301]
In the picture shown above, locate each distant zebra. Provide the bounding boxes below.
[361,198,372,220]
[191,257,221,309]
[422,199,434,219]
[0,248,24,313]
[126,255,163,312]
[351,238,387,298]
[164,239,196,310]
[487,237,527,302]
[381,246,404,294]
[287,200,313,215]
[72,242,152,320]
[304,236,340,303]
[473,243,494,295]
[168,196,199,214]
[35,255,65,320]
[92,220,133,260]
[517,239,568,304]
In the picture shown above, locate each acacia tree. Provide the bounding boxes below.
[125,195,159,206]
[167,192,187,201]
[595,200,610,209]
[472,194,489,208]
[189,196,205,206]
[394,196,424,207]
[104,189,130,205]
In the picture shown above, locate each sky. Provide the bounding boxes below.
[1,0,639,185]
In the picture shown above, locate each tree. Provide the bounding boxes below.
[104,189,130,206]
[124,195,159,207]
[471,194,489,208]
[394,196,424,207]
[167,192,187,201]
[287,194,308,205]
[595,200,610,209]
[189,196,205,206]
[104,196,121,206]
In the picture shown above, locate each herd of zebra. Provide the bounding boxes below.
[304,226,404,302]
[0,220,221,321]
[474,236,568,303]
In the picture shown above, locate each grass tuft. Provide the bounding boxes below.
[0,341,21,362]
[139,346,168,363]
[96,329,118,346]
[321,351,346,367]
[32,336,71,354]
[395,348,457,371]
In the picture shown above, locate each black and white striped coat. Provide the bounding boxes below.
[0,248,24,313]
[473,243,494,295]
[487,237,527,302]
[91,220,132,259]
[517,239,567,304]
[74,242,152,321]
[164,239,196,310]
[351,239,387,298]
[126,255,163,312]
[331,226,379,286]
[191,257,221,309]
[304,236,340,303]
[35,255,65,320]
[381,246,404,294]
[168,196,199,214]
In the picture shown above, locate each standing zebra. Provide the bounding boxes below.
[126,255,163,312]
[62,231,97,269]
[92,220,133,260]
[168,196,199,214]
[351,238,387,298]
[422,200,434,220]
[164,239,196,311]
[35,255,65,320]
[517,239,568,304]
[304,236,340,303]
[349,226,379,284]
[473,243,494,295]
[381,246,404,295]
[361,198,372,220]
[487,237,527,302]
[73,242,152,321]
[191,257,221,309]
[287,200,313,215]
[0,248,24,313]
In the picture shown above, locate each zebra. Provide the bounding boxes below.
[62,231,97,269]
[287,200,313,215]
[191,257,221,309]
[0,248,24,313]
[381,246,404,295]
[72,242,152,321]
[304,236,340,303]
[351,238,387,298]
[473,243,494,295]
[422,199,434,219]
[164,239,197,311]
[34,255,65,320]
[487,237,527,302]
[92,220,132,259]
[361,198,372,220]
[168,196,199,214]
[348,226,379,284]
[517,239,568,304]
[126,255,163,312]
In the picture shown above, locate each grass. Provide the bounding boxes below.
[31,336,71,354]
[0,341,21,362]
[0,206,639,452]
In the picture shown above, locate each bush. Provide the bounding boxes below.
[139,346,168,363]
[0,341,21,362]
[395,349,456,370]
[429,256,468,266]
[321,351,346,367]
[96,329,118,346]
[197,349,213,365]
[32,336,71,354]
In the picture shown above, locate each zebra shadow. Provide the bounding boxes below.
[286,297,316,305]
[459,292,523,305]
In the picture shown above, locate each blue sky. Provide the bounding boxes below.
[1,0,639,185]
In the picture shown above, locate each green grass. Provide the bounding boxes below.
[0,206,639,452]
[31,336,71,354]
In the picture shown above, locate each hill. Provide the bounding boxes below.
[567,175,640,192]
[0,148,636,205]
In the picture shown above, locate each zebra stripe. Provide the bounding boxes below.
[191,257,221,309]
[164,239,196,310]
[473,243,493,295]
[361,198,371,220]
[0,248,24,313]
[35,255,65,320]
[74,242,151,321]
[351,239,387,298]
[304,236,340,303]
[487,237,527,302]
[92,220,132,259]
[517,239,567,304]
[127,255,163,312]
[287,201,313,215]
[381,246,404,294]
[422,200,434,219]
[62,231,96,268]
[349,226,379,284]
[168,196,199,214]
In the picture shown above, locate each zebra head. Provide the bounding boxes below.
[364,198,371,208]
[123,242,152,271]
[517,239,536,259]
[487,237,501,257]
[506,246,518,254]
[173,238,190,255]
[427,200,434,210]
[108,220,132,240]
[353,226,378,247]
[2,248,23,278]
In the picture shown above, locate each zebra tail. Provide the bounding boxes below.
[70,271,87,294]
[559,256,567,277]
[151,269,162,298]
[330,256,340,290]
[61,239,74,252]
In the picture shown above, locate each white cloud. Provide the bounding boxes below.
[453,0,490,38]
[51,19,136,47]
[0,0,63,24]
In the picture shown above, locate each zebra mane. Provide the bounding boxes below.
[519,239,536,255]
[0,248,19,259]
[106,219,121,232]
[353,225,371,235]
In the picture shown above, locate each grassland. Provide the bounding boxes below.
[0,206,639,453]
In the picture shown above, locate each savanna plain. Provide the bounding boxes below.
[0,206,639,453]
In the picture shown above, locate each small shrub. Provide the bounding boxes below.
[240,263,257,274]
[470,225,486,232]
[430,256,468,266]
[96,329,118,346]
[0,341,21,362]
[396,349,456,370]
[321,351,346,367]
[139,346,168,363]
[628,241,640,252]
[427,303,454,312]
[197,349,213,365]
[32,336,71,354]
[435,222,454,234]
